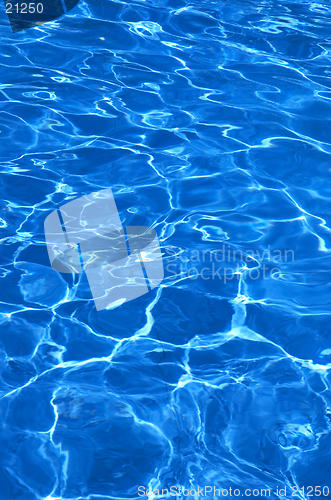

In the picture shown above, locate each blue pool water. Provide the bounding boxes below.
[1,0,331,498]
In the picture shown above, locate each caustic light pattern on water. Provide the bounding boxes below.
[0,0,331,498]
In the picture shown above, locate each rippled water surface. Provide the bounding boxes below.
[1,0,331,498]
